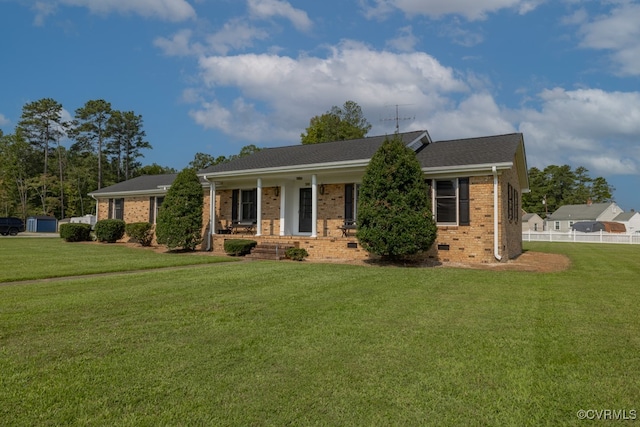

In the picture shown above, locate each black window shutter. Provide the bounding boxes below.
[515,189,519,224]
[508,183,513,221]
[344,184,354,220]
[459,178,470,226]
[149,197,155,223]
[232,190,239,222]
[108,199,113,219]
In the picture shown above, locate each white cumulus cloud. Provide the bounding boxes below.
[53,0,196,22]
[575,2,640,76]
[247,0,312,32]
[518,88,640,175]
[362,0,544,21]
[190,41,469,142]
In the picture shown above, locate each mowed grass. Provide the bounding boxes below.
[1,241,639,426]
[0,238,234,282]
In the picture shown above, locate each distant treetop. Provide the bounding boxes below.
[301,100,372,144]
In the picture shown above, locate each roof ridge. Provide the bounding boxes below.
[258,130,426,152]
[433,132,522,144]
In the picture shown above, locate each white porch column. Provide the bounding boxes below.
[256,178,263,236]
[209,181,216,235]
[279,184,286,236]
[311,174,318,237]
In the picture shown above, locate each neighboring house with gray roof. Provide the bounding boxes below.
[522,212,544,232]
[613,211,640,234]
[90,130,529,264]
[545,202,623,232]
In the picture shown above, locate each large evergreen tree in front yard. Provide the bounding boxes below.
[356,134,437,260]
[156,168,203,251]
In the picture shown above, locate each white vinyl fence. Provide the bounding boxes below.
[523,230,640,245]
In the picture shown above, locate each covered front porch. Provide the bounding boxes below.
[205,170,362,241]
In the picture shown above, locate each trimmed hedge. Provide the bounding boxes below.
[125,222,154,246]
[59,223,92,242]
[223,239,257,256]
[95,219,126,243]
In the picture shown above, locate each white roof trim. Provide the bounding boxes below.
[89,182,209,198]
[423,162,514,175]
[406,131,432,151]
[88,189,169,198]
[201,158,371,179]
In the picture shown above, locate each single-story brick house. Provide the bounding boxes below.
[90,130,529,264]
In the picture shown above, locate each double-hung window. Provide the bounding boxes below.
[344,183,360,224]
[148,196,164,224]
[108,198,125,220]
[431,178,470,226]
[231,189,257,222]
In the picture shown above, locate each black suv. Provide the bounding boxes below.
[0,217,25,236]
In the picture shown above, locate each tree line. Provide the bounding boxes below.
[1,97,615,222]
[0,98,156,220]
[522,165,614,217]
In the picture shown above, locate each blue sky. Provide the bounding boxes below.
[1,0,639,211]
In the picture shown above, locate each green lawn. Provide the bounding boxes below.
[0,238,234,282]
[1,241,639,426]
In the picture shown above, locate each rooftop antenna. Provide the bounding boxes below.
[380,104,415,133]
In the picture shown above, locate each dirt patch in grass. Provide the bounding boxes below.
[305,250,571,272]
[440,250,571,272]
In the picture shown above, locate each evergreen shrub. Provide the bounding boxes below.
[156,168,204,251]
[59,223,92,242]
[285,247,309,261]
[224,239,257,256]
[95,219,126,243]
[125,222,154,246]
[356,134,437,260]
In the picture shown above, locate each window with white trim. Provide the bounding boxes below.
[149,196,164,224]
[108,198,124,220]
[431,178,470,226]
[344,183,360,224]
[232,189,257,222]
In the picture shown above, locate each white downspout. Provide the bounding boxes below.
[492,166,503,261]
[91,196,98,220]
[311,174,317,237]
[207,180,215,251]
[256,178,262,236]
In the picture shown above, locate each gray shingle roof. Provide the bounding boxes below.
[200,131,427,174]
[91,131,526,195]
[200,131,523,174]
[415,133,523,168]
[613,211,638,221]
[90,174,178,195]
[522,213,540,222]
[547,203,613,221]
